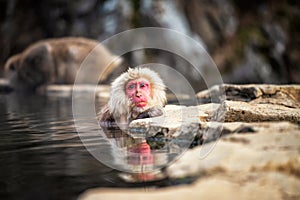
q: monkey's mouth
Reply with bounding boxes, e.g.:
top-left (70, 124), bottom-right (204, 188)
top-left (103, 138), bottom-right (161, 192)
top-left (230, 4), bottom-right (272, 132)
top-left (135, 101), bottom-right (148, 107)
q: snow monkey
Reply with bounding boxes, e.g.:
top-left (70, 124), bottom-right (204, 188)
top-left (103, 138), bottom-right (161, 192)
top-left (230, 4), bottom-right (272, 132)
top-left (98, 67), bottom-right (167, 129)
top-left (4, 37), bottom-right (123, 92)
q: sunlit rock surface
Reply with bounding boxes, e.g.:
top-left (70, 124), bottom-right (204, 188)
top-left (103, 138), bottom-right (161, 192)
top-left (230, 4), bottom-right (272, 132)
top-left (81, 122), bottom-right (300, 199)
top-left (197, 84), bottom-right (300, 106)
top-left (80, 84), bottom-right (300, 200)
top-left (0, 78), bottom-right (12, 93)
top-left (199, 84), bottom-right (300, 123)
top-left (223, 100), bottom-right (300, 123)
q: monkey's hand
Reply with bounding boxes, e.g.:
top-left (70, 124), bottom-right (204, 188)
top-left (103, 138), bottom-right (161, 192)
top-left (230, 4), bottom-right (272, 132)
top-left (136, 106), bottom-right (164, 119)
top-left (98, 104), bottom-right (128, 130)
top-left (99, 120), bottom-right (120, 130)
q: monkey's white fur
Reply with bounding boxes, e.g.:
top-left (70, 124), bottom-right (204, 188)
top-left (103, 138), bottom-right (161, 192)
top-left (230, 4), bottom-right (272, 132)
top-left (108, 67), bottom-right (166, 120)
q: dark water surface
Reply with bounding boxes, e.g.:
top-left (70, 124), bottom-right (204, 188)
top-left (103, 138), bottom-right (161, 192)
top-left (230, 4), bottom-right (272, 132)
top-left (0, 93), bottom-right (195, 200)
top-left (0, 94), bottom-right (137, 200)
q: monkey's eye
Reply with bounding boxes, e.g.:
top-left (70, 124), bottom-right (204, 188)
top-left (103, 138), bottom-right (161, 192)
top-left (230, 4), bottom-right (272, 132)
top-left (127, 84), bottom-right (135, 90)
top-left (140, 82), bottom-right (148, 88)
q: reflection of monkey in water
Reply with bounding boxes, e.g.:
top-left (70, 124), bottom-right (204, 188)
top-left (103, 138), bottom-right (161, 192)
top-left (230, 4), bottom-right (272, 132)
top-left (98, 67), bottom-right (167, 129)
top-left (4, 37), bottom-right (123, 92)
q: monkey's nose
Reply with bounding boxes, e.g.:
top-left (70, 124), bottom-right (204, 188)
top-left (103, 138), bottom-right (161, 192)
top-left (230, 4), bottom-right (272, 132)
top-left (136, 91), bottom-right (142, 97)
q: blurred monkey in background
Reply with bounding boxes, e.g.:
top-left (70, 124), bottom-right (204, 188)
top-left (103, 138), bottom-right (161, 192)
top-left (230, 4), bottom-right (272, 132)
top-left (4, 37), bottom-right (123, 92)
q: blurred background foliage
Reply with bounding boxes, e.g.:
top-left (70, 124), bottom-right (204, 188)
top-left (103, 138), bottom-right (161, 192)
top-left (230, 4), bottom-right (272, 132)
top-left (0, 0), bottom-right (299, 89)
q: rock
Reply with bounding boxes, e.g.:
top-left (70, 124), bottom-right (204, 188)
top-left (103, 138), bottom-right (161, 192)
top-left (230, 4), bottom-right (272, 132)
top-left (128, 106), bottom-right (258, 148)
top-left (184, 0), bottom-right (237, 52)
top-left (197, 84), bottom-right (300, 107)
top-left (166, 122), bottom-right (300, 178)
top-left (222, 100), bottom-right (300, 123)
top-left (128, 84), bottom-right (300, 146)
top-left (128, 104), bottom-right (212, 139)
top-left (80, 84), bottom-right (300, 200)
top-left (79, 172), bottom-right (299, 200)
top-left (79, 121), bottom-right (300, 200)
top-left (197, 84), bottom-right (300, 123)
top-left (0, 78), bottom-right (13, 93)
top-left (1, 1), bottom-right (299, 87)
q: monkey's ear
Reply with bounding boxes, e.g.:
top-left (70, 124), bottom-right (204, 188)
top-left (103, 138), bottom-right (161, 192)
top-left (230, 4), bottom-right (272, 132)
top-left (4, 55), bottom-right (20, 72)
top-left (23, 43), bottom-right (52, 65)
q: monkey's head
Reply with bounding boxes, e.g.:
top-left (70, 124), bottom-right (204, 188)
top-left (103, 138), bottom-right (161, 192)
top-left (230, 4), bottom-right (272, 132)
top-left (108, 67), bottom-right (167, 120)
top-left (4, 43), bottom-right (55, 92)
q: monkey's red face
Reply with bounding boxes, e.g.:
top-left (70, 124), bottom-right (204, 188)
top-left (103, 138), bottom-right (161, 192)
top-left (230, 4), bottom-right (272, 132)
top-left (126, 78), bottom-right (152, 108)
